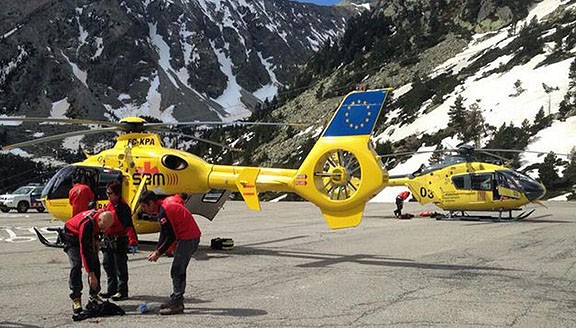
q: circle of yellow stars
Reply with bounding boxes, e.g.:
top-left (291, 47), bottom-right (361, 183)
top-left (344, 100), bottom-right (372, 129)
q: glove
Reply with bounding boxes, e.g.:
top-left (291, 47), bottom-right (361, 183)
top-left (128, 245), bottom-right (138, 254)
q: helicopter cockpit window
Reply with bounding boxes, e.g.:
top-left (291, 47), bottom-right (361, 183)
top-left (161, 155), bottom-right (188, 170)
top-left (96, 169), bottom-right (122, 200)
top-left (452, 175), bottom-right (472, 190)
top-left (470, 174), bottom-right (493, 191)
top-left (452, 173), bottom-right (492, 191)
top-left (42, 166), bottom-right (76, 200)
top-left (496, 171), bottom-right (525, 192)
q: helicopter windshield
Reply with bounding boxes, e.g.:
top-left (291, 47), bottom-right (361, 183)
top-left (496, 170), bottom-right (545, 201)
top-left (41, 166), bottom-right (122, 201)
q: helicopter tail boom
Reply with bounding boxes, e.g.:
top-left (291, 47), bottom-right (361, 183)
top-left (208, 89), bottom-right (391, 229)
top-left (387, 176), bottom-right (436, 205)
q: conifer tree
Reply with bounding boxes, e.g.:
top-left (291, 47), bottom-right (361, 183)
top-left (562, 147), bottom-right (576, 190)
top-left (448, 95), bottom-right (467, 139)
top-left (428, 145), bottom-right (445, 165)
top-left (531, 107), bottom-right (553, 135)
top-left (463, 102), bottom-right (486, 146)
top-left (569, 59), bottom-right (576, 90)
top-left (538, 152), bottom-right (561, 189)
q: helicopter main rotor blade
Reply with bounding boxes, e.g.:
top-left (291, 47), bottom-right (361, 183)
top-left (481, 148), bottom-right (572, 158)
top-left (378, 149), bottom-right (448, 158)
top-left (379, 147), bottom-right (573, 161)
top-left (0, 116), bottom-right (126, 128)
top-left (1, 127), bottom-right (120, 150)
top-left (476, 150), bottom-right (511, 162)
top-left (150, 129), bottom-right (242, 152)
top-left (145, 121), bottom-right (309, 128)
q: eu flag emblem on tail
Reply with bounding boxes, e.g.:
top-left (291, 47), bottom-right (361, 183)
top-left (322, 89), bottom-right (390, 137)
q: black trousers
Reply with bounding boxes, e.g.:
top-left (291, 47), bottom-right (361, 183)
top-left (67, 243), bottom-right (101, 300)
top-left (170, 238), bottom-right (200, 304)
top-left (102, 235), bottom-right (129, 295)
top-left (394, 197), bottom-right (404, 216)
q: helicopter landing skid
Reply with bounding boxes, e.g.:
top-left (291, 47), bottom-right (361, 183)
top-left (34, 227), bottom-right (66, 248)
top-left (434, 209), bottom-right (535, 222)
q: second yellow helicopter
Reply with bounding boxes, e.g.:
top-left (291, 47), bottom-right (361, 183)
top-left (384, 146), bottom-right (547, 220)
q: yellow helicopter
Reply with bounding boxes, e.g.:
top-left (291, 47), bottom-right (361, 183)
top-left (381, 145), bottom-right (551, 220)
top-left (0, 89), bottom-right (392, 233)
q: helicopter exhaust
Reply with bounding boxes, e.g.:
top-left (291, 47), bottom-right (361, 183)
top-left (206, 89), bottom-right (392, 228)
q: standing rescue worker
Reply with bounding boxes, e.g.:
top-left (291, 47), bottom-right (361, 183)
top-left (100, 180), bottom-right (138, 301)
top-left (69, 177), bottom-right (95, 216)
top-left (162, 193), bottom-right (188, 257)
top-left (139, 190), bottom-right (200, 315)
top-left (64, 210), bottom-right (114, 314)
top-left (394, 191), bottom-right (411, 218)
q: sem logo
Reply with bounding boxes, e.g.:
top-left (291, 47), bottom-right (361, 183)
top-left (132, 161), bottom-right (166, 186)
top-left (133, 172), bottom-right (166, 186)
top-left (128, 138), bottom-right (156, 146)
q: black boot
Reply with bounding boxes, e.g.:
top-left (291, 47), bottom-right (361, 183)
top-left (159, 302), bottom-right (184, 315)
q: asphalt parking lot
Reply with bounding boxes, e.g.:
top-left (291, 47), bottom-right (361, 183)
top-left (1, 201), bottom-right (576, 327)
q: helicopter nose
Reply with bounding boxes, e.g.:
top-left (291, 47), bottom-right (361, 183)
top-left (525, 181), bottom-right (546, 202)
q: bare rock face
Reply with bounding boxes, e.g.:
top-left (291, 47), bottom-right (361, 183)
top-left (0, 0), bottom-right (359, 122)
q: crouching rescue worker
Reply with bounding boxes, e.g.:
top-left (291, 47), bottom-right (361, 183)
top-left (100, 180), bottom-right (138, 301)
top-left (394, 191), bottom-right (411, 218)
top-left (63, 210), bottom-right (114, 314)
top-left (138, 190), bottom-right (201, 315)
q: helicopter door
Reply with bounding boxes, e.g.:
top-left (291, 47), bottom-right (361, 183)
top-left (94, 168), bottom-right (123, 209)
top-left (495, 172), bottom-right (521, 200)
top-left (185, 189), bottom-right (232, 221)
top-left (129, 176), bottom-right (148, 213)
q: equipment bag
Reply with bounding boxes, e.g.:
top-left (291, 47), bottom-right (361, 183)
top-left (210, 237), bottom-right (234, 250)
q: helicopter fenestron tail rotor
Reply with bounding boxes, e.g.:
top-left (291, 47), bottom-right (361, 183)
top-left (314, 149), bottom-right (361, 201)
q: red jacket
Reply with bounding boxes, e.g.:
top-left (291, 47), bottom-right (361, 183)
top-left (105, 200), bottom-right (138, 246)
top-left (65, 210), bottom-right (101, 273)
top-left (69, 183), bottom-right (94, 216)
top-left (155, 201), bottom-right (201, 254)
top-left (164, 194), bottom-right (185, 205)
top-left (397, 191), bottom-right (411, 201)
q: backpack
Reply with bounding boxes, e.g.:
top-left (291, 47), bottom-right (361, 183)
top-left (72, 300), bottom-right (125, 321)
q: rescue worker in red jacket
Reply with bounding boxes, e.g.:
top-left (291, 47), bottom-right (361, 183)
top-left (64, 210), bottom-right (114, 314)
top-left (69, 178), bottom-right (95, 216)
top-left (100, 180), bottom-right (138, 301)
top-left (164, 193), bottom-right (188, 206)
top-left (139, 190), bottom-right (200, 315)
top-left (162, 193), bottom-right (188, 257)
top-left (394, 191), bottom-right (411, 218)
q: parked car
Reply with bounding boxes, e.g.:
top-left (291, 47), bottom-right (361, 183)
top-left (0, 184), bottom-right (46, 213)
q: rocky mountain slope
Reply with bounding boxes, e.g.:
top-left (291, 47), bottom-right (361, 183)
top-left (0, 0), bottom-right (360, 125)
top-left (203, 0), bottom-right (576, 198)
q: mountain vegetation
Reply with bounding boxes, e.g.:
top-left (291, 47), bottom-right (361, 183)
top-left (1, 0), bottom-right (576, 200)
top-left (195, 0), bottom-right (576, 199)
